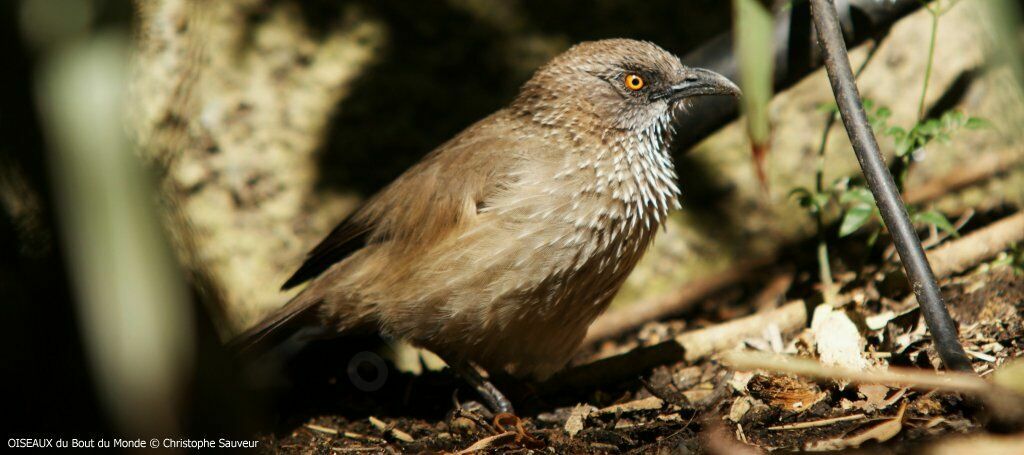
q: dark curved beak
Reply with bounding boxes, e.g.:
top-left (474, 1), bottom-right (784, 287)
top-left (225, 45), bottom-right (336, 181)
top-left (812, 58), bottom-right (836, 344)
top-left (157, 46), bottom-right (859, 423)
top-left (653, 67), bottom-right (741, 102)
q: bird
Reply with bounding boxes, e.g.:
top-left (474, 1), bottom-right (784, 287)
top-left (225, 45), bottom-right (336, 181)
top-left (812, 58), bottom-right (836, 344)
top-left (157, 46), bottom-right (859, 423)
top-left (231, 39), bottom-right (740, 414)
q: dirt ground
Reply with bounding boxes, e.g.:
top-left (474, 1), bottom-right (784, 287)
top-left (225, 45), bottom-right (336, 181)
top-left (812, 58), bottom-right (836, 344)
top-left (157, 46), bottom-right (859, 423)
top-left (250, 210), bottom-right (1024, 454)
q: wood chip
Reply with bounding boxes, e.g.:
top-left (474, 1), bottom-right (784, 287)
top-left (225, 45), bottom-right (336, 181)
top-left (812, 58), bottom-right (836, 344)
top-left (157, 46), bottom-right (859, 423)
top-left (856, 384), bottom-right (892, 411)
top-left (728, 396), bottom-right (753, 422)
top-left (367, 416), bottom-right (414, 443)
top-left (456, 431), bottom-right (516, 454)
top-left (388, 428), bottom-right (414, 443)
top-left (966, 349), bottom-right (997, 363)
top-left (305, 423), bottom-right (338, 435)
top-left (305, 423), bottom-right (385, 443)
top-left (767, 413), bottom-right (866, 431)
top-left (368, 416), bottom-right (387, 432)
top-left (564, 404), bottom-right (597, 437)
top-left (598, 396), bottom-right (664, 415)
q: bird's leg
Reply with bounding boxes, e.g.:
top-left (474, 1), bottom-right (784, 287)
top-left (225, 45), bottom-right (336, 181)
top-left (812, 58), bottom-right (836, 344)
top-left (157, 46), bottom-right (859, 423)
top-left (450, 361), bottom-right (515, 415)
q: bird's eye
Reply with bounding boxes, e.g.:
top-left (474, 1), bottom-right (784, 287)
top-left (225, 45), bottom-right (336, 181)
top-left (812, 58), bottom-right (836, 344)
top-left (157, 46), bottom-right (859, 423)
top-left (624, 73), bottom-right (645, 91)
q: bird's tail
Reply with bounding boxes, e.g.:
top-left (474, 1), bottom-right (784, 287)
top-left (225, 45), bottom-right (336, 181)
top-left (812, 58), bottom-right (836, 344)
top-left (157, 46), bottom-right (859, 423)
top-left (226, 290), bottom-right (324, 358)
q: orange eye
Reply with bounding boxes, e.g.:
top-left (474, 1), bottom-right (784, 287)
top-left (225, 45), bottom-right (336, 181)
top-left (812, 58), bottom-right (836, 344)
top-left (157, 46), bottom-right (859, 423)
top-left (625, 73), bottom-right (645, 91)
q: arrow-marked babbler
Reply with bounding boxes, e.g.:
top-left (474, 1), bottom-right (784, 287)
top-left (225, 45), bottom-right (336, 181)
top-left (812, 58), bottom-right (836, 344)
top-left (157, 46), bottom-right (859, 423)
top-left (232, 39), bottom-right (741, 414)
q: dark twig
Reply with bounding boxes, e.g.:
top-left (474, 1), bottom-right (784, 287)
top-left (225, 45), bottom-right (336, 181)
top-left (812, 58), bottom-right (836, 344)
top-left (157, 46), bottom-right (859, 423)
top-left (808, 0), bottom-right (971, 373)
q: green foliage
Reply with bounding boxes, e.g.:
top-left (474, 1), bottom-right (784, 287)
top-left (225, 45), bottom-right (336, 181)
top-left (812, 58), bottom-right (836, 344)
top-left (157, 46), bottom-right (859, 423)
top-left (837, 187), bottom-right (876, 237)
top-left (865, 102), bottom-right (989, 159)
top-left (794, 0), bottom-right (983, 303)
top-left (911, 208), bottom-right (959, 237)
top-left (793, 101), bottom-right (986, 240)
top-left (789, 187), bottom-right (830, 214)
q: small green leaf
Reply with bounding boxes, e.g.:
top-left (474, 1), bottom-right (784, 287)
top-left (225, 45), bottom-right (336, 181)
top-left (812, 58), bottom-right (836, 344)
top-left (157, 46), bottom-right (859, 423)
top-left (886, 126), bottom-right (907, 139)
top-left (839, 204), bottom-right (874, 237)
top-left (965, 117), bottom-right (991, 130)
top-left (840, 187), bottom-right (874, 206)
top-left (951, 110), bottom-right (966, 125)
top-left (790, 187), bottom-right (814, 210)
top-left (940, 110), bottom-right (964, 130)
top-left (812, 193), bottom-right (831, 212)
top-left (789, 187), bottom-right (830, 213)
top-left (915, 209), bottom-right (960, 237)
top-left (894, 134), bottom-right (914, 157)
top-left (867, 227), bottom-right (881, 248)
top-left (919, 119), bottom-right (940, 136)
top-left (817, 102), bottom-right (839, 114)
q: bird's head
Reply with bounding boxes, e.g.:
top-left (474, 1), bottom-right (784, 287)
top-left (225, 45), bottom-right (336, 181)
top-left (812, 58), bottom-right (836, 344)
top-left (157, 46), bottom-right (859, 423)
top-left (512, 39), bottom-right (740, 133)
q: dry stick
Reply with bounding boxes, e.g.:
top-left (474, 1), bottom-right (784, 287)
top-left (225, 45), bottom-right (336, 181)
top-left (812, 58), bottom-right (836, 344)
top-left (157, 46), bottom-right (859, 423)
top-left (881, 211), bottom-right (1023, 288)
top-left (721, 351), bottom-right (1024, 425)
top-left (750, 270), bottom-right (795, 312)
top-left (808, 0), bottom-right (971, 373)
top-left (926, 211), bottom-right (1024, 278)
top-left (688, 211), bottom-right (1024, 361)
top-left (675, 299), bottom-right (808, 363)
top-left (552, 211), bottom-right (1024, 395)
top-left (767, 413), bottom-right (866, 431)
top-left (724, 351), bottom-right (989, 394)
top-left (584, 257), bottom-right (774, 344)
top-left (882, 208), bottom-right (974, 263)
top-left (903, 153), bottom-right (1023, 206)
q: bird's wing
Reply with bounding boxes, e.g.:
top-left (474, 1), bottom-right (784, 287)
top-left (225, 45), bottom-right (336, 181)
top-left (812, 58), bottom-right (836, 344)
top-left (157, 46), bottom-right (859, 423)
top-left (281, 112), bottom-right (522, 290)
top-left (280, 214), bottom-right (372, 290)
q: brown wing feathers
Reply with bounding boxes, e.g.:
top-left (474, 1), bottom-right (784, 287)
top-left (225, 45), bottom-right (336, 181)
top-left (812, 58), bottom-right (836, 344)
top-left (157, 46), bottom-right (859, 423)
top-left (233, 115), bottom-right (513, 355)
top-left (280, 214), bottom-right (372, 290)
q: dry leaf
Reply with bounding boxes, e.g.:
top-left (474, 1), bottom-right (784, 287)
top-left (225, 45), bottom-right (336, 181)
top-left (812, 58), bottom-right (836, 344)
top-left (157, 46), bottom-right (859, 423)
top-left (747, 374), bottom-right (827, 411)
top-left (728, 396), bottom-right (754, 422)
top-left (853, 384), bottom-right (892, 412)
top-left (805, 402), bottom-right (906, 451)
top-left (564, 404), bottom-right (597, 437)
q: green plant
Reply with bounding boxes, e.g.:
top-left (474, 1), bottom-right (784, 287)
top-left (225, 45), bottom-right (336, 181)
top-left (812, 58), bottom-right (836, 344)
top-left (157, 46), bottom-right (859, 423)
top-left (793, 103), bottom-right (984, 240)
top-left (865, 100), bottom-right (989, 191)
top-left (790, 0), bottom-right (988, 303)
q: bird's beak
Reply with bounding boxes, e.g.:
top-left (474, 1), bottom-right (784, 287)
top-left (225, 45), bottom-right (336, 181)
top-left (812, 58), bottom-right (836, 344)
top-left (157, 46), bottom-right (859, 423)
top-left (655, 67), bottom-right (741, 102)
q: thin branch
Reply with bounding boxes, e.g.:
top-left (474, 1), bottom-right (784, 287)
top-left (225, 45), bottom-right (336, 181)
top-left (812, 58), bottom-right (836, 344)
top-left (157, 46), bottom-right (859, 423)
top-left (721, 351), bottom-right (1024, 426)
top-left (583, 257), bottom-right (775, 344)
top-left (808, 0), bottom-right (971, 373)
top-left (925, 211), bottom-right (1024, 279)
top-left (903, 152), bottom-right (1023, 205)
top-left (815, 40), bottom-right (883, 306)
top-left (917, 8), bottom-right (940, 120)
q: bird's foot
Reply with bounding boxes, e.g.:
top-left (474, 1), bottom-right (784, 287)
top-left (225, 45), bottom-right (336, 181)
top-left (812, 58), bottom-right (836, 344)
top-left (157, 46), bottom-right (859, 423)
top-left (450, 361), bottom-right (515, 416)
top-left (453, 399), bottom-right (493, 419)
